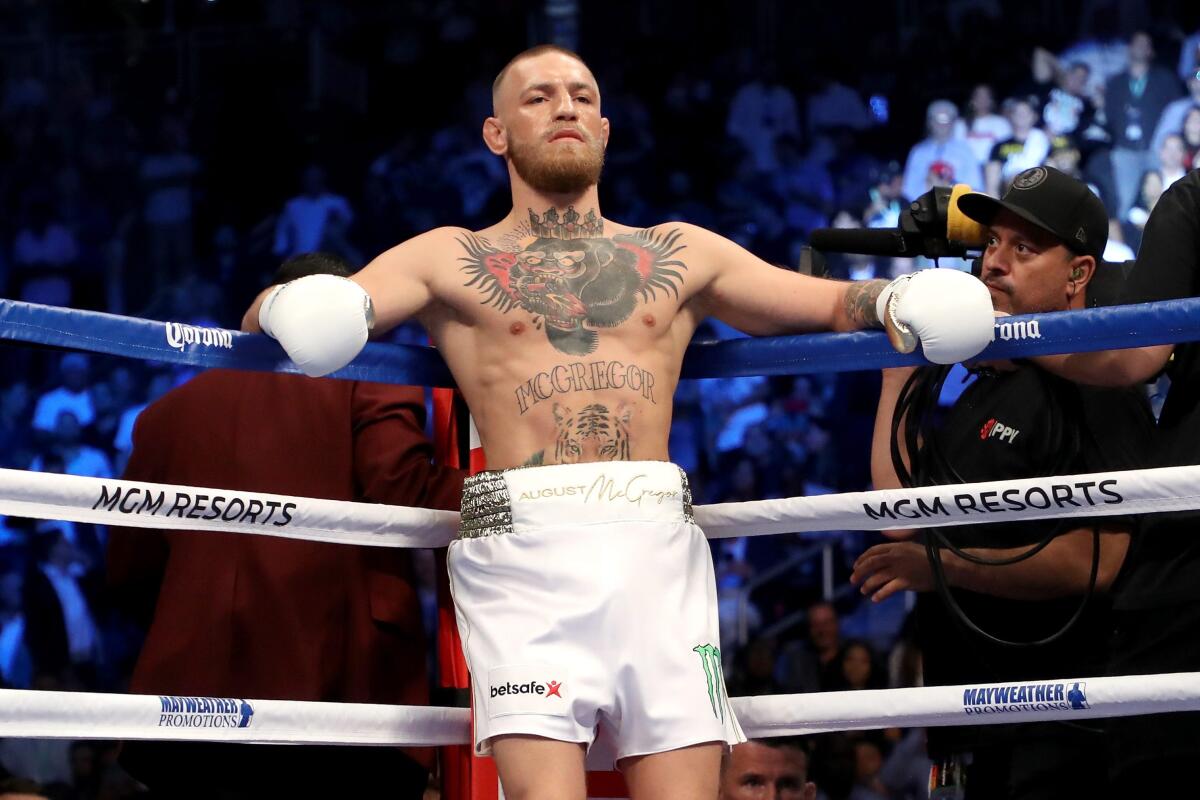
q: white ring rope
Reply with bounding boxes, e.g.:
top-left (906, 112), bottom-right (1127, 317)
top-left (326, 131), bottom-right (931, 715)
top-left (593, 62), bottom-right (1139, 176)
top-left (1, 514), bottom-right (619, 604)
top-left (2, 672), bottom-right (1198, 744)
top-left (0, 689), bottom-right (468, 746)
top-left (0, 468), bottom-right (458, 548)
top-left (0, 463), bottom-right (1196, 547)
top-left (4, 466), bottom-right (1196, 745)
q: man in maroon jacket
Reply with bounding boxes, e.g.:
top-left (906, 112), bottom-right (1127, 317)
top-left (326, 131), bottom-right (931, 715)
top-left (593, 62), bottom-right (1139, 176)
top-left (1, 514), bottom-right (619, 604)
top-left (107, 253), bottom-right (464, 799)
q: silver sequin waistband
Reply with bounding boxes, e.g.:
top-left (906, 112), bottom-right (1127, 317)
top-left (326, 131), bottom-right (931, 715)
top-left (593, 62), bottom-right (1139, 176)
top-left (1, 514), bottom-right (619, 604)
top-left (458, 463), bottom-right (694, 539)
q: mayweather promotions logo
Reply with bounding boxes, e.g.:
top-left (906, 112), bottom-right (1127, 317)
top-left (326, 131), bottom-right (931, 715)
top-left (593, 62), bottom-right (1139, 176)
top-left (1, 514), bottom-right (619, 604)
top-left (962, 681), bottom-right (1088, 715)
top-left (158, 696), bottom-right (254, 729)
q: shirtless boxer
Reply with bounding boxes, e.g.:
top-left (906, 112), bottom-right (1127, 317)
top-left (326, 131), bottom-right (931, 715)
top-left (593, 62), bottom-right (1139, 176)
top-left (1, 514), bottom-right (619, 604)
top-left (245, 45), bottom-right (994, 800)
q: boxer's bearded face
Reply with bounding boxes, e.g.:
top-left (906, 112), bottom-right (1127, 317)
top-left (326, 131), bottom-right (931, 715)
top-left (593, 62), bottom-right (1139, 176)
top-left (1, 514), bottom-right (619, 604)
top-left (507, 124), bottom-right (605, 194)
top-left (491, 52), bottom-right (608, 194)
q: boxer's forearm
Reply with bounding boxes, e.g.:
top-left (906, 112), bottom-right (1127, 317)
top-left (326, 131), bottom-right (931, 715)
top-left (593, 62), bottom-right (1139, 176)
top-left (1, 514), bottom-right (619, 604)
top-left (241, 288), bottom-right (271, 333)
top-left (837, 279), bottom-right (887, 330)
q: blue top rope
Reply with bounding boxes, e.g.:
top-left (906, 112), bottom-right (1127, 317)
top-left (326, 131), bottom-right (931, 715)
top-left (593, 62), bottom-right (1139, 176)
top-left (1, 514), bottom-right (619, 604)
top-left (2, 297), bottom-right (1199, 384)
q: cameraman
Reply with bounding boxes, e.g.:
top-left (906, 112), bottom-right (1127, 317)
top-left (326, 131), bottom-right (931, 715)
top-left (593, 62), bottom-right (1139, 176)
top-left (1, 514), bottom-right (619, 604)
top-left (851, 167), bottom-right (1154, 799)
top-left (1038, 167), bottom-right (1200, 792)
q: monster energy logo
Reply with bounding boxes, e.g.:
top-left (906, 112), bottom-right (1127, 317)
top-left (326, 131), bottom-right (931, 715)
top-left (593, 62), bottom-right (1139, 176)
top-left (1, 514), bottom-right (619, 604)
top-left (693, 643), bottom-right (728, 722)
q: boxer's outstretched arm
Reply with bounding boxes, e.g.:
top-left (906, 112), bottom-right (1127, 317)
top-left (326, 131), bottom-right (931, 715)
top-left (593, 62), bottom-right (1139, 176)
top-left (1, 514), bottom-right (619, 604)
top-left (684, 223), bottom-right (885, 334)
top-left (688, 224), bottom-right (994, 363)
top-left (242, 227), bottom-right (456, 334)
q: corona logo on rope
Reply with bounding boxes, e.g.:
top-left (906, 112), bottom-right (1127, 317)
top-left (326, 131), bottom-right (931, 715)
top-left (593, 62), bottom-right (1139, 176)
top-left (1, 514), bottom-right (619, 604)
top-left (961, 681), bottom-right (1088, 716)
top-left (164, 321), bottom-right (234, 352)
top-left (992, 319), bottom-right (1042, 342)
top-left (157, 696), bottom-right (254, 729)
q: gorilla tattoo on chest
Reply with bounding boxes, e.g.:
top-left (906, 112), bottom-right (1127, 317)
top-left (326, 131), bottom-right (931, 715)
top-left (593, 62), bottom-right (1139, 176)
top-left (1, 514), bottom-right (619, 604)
top-left (458, 207), bottom-right (687, 355)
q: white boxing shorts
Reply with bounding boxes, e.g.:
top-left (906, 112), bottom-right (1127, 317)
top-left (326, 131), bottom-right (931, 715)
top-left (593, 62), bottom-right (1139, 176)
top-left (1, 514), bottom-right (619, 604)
top-left (447, 460), bottom-right (744, 762)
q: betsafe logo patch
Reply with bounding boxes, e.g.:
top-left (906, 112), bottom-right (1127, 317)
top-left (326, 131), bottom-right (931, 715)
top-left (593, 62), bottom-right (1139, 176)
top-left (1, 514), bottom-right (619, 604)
top-left (489, 679), bottom-right (564, 699)
top-left (486, 664), bottom-right (570, 719)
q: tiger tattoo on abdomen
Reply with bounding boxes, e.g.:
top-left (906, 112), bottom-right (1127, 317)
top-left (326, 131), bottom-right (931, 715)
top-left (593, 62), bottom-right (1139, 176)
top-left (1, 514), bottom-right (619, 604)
top-left (551, 402), bottom-right (632, 463)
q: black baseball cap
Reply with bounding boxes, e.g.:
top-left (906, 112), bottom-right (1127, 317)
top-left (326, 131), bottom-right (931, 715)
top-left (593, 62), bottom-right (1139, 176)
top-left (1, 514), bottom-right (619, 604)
top-left (956, 166), bottom-right (1108, 259)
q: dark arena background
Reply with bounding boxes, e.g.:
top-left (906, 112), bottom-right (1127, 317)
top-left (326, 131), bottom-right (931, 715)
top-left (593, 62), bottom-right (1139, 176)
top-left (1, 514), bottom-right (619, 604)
top-left (0, 1), bottom-right (1198, 798)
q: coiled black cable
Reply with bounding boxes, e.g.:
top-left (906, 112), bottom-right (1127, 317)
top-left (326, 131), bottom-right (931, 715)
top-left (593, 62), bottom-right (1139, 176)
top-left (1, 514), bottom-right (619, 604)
top-left (890, 363), bottom-right (1102, 648)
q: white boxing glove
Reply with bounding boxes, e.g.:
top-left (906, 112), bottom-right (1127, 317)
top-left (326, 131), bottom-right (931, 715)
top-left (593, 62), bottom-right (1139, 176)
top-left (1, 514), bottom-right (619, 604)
top-left (875, 269), bottom-right (994, 364)
top-left (258, 274), bottom-right (373, 377)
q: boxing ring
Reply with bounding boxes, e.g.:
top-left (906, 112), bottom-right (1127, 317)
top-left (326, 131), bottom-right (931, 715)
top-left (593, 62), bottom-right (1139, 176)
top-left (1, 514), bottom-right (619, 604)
top-left (2, 296), bottom-right (1200, 797)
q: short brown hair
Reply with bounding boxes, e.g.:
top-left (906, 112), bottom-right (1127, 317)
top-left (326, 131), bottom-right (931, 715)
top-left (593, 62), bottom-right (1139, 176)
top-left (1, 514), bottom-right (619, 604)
top-left (492, 44), bottom-right (590, 101)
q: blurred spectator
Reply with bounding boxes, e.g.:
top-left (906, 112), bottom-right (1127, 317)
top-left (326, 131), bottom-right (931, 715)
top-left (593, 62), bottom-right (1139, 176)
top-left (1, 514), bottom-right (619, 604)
top-left (955, 84), bottom-right (1012, 165)
top-left (886, 613), bottom-right (922, 689)
top-left (139, 118), bottom-right (200, 289)
top-left (23, 529), bottom-right (100, 682)
top-left (1176, 31), bottom-right (1200, 83)
top-left (719, 739), bottom-right (816, 800)
top-left (1150, 72), bottom-right (1200, 155)
top-left (272, 164), bottom-right (359, 263)
top-left (717, 557), bottom-right (761, 655)
top-left (807, 76), bottom-right (874, 138)
top-left (63, 740), bottom-right (102, 800)
top-left (1105, 31), bottom-right (1181, 215)
top-left (776, 601), bottom-right (841, 693)
top-left (878, 728), bottom-right (932, 800)
top-left (1124, 168), bottom-right (1163, 249)
top-left (924, 160), bottom-right (956, 191)
top-left (726, 57), bottom-right (799, 171)
top-left (902, 100), bottom-right (982, 202)
top-left (1156, 133), bottom-right (1188, 190)
top-left (848, 739), bottom-right (890, 800)
top-left (713, 382), bottom-right (770, 456)
top-left (0, 568), bottom-right (31, 688)
top-left (1056, 25), bottom-right (1129, 95)
top-left (88, 366), bottom-right (136, 450)
top-left (1041, 62), bottom-right (1098, 139)
top-left (12, 195), bottom-right (79, 307)
top-left (985, 96), bottom-right (1051, 197)
top-left (0, 382), bottom-right (34, 470)
top-left (111, 371), bottom-right (175, 475)
top-left (30, 354), bottom-right (94, 435)
top-left (862, 162), bottom-right (905, 230)
top-left (29, 411), bottom-right (113, 479)
top-left (726, 635), bottom-right (784, 696)
top-left (770, 137), bottom-right (833, 237)
top-left (1044, 134), bottom-right (1084, 180)
top-left (829, 639), bottom-right (884, 692)
top-left (1180, 106), bottom-right (1200, 168)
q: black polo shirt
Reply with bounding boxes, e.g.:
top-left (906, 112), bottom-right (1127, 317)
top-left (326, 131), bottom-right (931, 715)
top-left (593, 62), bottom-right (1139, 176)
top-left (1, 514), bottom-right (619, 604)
top-left (915, 365), bottom-right (1153, 756)
top-left (1113, 168), bottom-right (1200, 610)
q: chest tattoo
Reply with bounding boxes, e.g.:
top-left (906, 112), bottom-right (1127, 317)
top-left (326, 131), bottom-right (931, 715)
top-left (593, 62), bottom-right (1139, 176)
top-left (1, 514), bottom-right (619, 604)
top-left (458, 207), bottom-right (687, 355)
